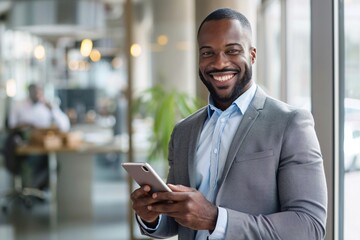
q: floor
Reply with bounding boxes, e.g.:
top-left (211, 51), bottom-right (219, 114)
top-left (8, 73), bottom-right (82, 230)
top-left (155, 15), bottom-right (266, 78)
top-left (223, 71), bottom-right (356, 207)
top-left (0, 155), bottom-right (144, 240)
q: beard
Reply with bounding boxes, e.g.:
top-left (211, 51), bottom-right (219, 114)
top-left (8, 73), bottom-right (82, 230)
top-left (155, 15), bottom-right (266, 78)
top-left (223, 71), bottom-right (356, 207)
top-left (199, 65), bottom-right (253, 105)
top-left (30, 97), bottom-right (39, 103)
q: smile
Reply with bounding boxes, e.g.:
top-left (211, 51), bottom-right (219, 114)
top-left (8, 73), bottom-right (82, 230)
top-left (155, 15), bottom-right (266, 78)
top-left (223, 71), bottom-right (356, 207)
top-left (211, 73), bottom-right (236, 82)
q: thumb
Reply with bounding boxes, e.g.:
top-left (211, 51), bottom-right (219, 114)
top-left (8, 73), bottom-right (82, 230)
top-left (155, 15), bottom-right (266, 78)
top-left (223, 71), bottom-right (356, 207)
top-left (168, 184), bottom-right (192, 192)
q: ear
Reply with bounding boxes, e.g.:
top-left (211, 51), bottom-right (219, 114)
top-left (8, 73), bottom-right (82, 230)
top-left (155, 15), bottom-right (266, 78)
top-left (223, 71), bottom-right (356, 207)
top-left (250, 47), bottom-right (257, 64)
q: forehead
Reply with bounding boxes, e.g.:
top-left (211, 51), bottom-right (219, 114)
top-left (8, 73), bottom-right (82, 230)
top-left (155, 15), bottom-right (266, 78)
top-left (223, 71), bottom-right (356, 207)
top-left (198, 19), bottom-right (249, 47)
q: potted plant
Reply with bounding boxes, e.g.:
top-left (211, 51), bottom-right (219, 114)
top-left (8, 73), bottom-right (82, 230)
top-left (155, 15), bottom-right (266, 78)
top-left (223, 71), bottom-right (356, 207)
top-left (133, 84), bottom-right (204, 163)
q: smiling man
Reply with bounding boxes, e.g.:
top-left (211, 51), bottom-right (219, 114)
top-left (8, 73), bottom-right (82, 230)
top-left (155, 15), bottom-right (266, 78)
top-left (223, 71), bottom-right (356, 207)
top-left (130, 8), bottom-right (327, 240)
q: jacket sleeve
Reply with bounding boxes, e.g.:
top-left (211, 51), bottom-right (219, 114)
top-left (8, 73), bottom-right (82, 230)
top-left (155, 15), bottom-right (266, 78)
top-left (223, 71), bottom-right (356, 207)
top-left (137, 214), bottom-right (178, 239)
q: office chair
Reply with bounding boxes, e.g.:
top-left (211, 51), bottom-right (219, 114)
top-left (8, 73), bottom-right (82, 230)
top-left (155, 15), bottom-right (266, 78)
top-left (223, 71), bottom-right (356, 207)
top-left (0, 128), bottom-right (46, 213)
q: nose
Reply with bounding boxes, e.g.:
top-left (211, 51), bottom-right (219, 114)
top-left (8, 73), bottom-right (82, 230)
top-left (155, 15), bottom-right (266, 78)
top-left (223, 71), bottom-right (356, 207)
top-left (212, 52), bottom-right (229, 69)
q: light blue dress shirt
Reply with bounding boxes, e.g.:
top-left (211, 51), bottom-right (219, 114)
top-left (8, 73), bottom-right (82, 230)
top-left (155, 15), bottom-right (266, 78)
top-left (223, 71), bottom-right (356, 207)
top-left (195, 84), bottom-right (256, 239)
top-left (138, 84), bottom-right (257, 239)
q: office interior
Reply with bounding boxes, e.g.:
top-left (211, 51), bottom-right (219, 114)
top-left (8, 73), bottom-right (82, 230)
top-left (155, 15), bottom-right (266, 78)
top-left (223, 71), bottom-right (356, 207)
top-left (0, 0), bottom-right (358, 240)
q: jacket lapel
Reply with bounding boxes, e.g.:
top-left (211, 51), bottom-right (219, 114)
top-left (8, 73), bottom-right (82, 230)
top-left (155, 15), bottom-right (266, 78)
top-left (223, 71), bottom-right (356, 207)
top-left (217, 87), bottom-right (267, 194)
top-left (187, 108), bottom-right (208, 188)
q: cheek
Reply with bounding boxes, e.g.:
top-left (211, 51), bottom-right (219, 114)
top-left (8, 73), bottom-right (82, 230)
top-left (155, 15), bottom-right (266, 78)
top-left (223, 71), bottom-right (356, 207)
top-left (198, 59), bottom-right (207, 69)
top-left (238, 58), bottom-right (251, 70)
top-left (198, 63), bottom-right (208, 75)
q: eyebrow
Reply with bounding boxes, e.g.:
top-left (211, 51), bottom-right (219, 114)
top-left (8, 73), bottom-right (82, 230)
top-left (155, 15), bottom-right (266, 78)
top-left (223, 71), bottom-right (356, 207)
top-left (226, 43), bottom-right (243, 48)
top-left (199, 43), bottom-right (243, 51)
top-left (199, 46), bottom-right (211, 51)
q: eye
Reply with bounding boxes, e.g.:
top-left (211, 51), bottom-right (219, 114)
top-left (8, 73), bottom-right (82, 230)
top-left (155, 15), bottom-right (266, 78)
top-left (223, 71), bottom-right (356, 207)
top-left (226, 49), bottom-right (241, 55)
top-left (200, 51), bottom-right (214, 58)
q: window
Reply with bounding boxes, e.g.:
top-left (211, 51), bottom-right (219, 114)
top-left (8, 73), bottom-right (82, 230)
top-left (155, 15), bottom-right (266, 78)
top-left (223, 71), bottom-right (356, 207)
top-left (258, 0), bottom-right (311, 110)
top-left (343, 0), bottom-right (360, 239)
top-left (286, 0), bottom-right (311, 110)
top-left (258, 0), bottom-right (281, 98)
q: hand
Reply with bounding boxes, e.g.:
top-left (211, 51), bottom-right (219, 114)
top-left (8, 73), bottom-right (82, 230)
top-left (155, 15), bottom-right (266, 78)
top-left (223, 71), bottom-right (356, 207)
top-left (43, 100), bottom-right (53, 110)
top-left (148, 184), bottom-right (218, 231)
top-left (130, 185), bottom-right (162, 227)
top-left (39, 96), bottom-right (53, 110)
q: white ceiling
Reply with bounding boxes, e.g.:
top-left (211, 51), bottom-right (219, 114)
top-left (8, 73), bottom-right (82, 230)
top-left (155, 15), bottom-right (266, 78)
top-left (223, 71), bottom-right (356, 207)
top-left (5, 0), bottom-right (126, 48)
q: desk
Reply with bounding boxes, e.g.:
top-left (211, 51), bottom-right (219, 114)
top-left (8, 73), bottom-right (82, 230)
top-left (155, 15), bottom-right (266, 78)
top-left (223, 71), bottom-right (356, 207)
top-left (16, 142), bottom-right (125, 227)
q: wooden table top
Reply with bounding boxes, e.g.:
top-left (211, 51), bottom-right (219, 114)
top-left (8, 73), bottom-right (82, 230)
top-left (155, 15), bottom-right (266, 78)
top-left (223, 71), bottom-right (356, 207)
top-left (16, 142), bottom-right (126, 155)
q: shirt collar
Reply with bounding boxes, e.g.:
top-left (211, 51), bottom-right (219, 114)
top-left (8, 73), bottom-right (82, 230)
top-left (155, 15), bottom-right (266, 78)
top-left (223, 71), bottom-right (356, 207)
top-left (207, 83), bottom-right (257, 118)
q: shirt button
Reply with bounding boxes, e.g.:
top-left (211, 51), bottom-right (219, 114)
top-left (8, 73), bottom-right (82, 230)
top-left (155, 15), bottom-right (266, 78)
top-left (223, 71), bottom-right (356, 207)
top-left (214, 148), bottom-right (218, 154)
top-left (220, 118), bottom-right (225, 123)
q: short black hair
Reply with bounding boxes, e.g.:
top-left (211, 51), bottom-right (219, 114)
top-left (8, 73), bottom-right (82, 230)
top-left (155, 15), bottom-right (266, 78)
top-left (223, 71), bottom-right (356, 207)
top-left (197, 8), bottom-right (252, 37)
top-left (28, 83), bottom-right (37, 91)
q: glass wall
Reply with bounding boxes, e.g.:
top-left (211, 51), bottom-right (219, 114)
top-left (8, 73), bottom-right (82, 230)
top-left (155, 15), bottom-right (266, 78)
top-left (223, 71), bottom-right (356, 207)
top-left (286, 0), bottom-right (311, 110)
top-left (1, 30), bottom-right (54, 100)
top-left (343, 0), bottom-right (360, 239)
top-left (258, 0), bottom-right (311, 110)
top-left (258, 0), bottom-right (281, 98)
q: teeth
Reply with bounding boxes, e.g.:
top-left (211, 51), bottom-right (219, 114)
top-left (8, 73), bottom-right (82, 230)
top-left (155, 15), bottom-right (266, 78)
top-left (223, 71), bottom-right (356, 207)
top-left (213, 74), bottom-right (234, 82)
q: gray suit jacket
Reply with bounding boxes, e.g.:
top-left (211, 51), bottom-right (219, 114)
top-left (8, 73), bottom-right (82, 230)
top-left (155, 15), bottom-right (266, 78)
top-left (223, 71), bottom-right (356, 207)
top-left (140, 87), bottom-right (327, 240)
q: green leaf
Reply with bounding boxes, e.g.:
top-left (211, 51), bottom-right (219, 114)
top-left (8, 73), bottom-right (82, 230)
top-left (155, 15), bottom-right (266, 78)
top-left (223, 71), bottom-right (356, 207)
top-left (132, 85), bottom-right (203, 162)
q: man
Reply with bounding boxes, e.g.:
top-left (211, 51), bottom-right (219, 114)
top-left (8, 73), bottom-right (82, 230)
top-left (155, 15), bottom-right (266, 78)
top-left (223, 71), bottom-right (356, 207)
top-left (131, 8), bottom-right (327, 240)
top-left (9, 83), bottom-right (70, 132)
top-left (8, 83), bottom-right (70, 189)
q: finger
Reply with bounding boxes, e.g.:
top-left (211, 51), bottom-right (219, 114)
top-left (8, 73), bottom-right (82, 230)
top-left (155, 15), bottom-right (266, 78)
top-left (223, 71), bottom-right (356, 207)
top-left (168, 184), bottom-right (193, 192)
top-left (135, 204), bottom-right (161, 223)
top-left (130, 185), bottom-right (151, 201)
top-left (152, 189), bottom-right (194, 202)
top-left (147, 201), bottom-right (180, 215)
top-left (143, 185), bottom-right (151, 193)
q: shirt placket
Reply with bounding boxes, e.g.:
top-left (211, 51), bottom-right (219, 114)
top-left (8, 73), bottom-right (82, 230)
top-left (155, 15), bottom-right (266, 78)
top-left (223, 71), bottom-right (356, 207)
top-left (208, 110), bottom-right (230, 202)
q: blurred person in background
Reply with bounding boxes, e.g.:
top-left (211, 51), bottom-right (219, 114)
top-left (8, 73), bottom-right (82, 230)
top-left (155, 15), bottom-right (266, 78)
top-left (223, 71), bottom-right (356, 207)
top-left (7, 83), bottom-right (70, 190)
top-left (9, 83), bottom-right (70, 132)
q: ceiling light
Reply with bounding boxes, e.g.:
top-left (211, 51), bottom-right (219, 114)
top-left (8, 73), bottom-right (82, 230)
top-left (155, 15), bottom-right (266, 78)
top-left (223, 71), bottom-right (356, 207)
top-left (157, 35), bottom-right (168, 46)
top-left (130, 43), bottom-right (142, 57)
top-left (80, 39), bottom-right (93, 57)
top-left (6, 79), bottom-right (16, 97)
top-left (34, 44), bottom-right (46, 60)
top-left (90, 49), bottom-right (101, 62)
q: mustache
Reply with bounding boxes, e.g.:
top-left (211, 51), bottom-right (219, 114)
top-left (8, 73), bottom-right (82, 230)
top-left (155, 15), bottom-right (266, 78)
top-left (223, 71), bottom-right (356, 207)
top-left (206, 68), bottom-right (240, 75)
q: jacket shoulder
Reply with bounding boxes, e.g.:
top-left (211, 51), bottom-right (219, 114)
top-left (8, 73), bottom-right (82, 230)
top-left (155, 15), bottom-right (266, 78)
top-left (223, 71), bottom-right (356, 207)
top-left (175, 106), bottom-right (207, 127)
